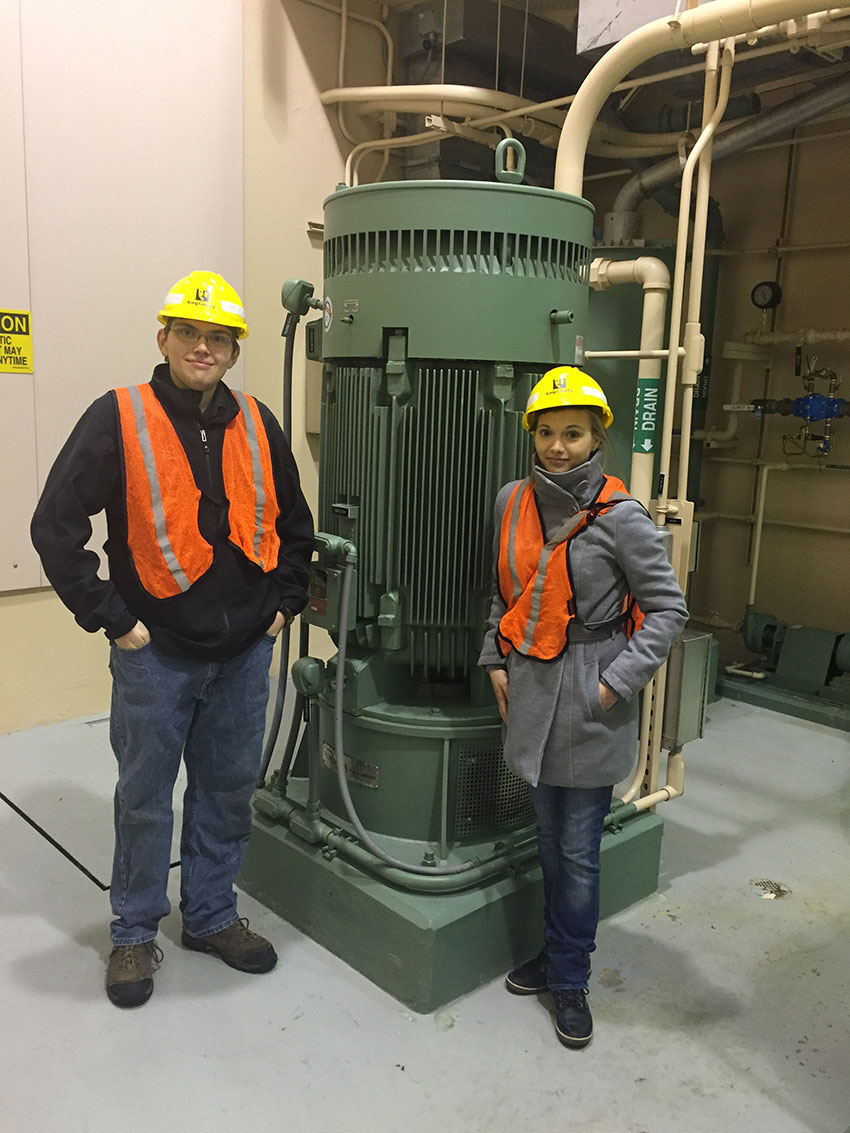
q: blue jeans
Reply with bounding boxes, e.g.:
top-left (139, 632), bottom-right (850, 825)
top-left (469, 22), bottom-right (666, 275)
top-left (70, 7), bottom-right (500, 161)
top-left (529, 781), bottom-right (614, 990)
top-left (108, 635), bottom-right (274, 945)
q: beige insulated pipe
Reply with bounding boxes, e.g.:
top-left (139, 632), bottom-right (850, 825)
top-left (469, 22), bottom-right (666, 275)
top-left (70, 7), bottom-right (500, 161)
top-left (654, 45), bottom-right (734, 524)
top-left (553, 0), bottom-right (850, 196)
top-left (676, 41), bottom-right (733, 503)
top-left (588, 256), bottom-right (671, 508)
top-left (749, 462), bottom-right (790, 606)
top-left (586, 255), bottom-right (672, 808)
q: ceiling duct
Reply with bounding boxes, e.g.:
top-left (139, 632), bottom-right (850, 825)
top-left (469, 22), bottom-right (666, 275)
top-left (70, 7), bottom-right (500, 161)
top-left (397, 0), bottom-right (590, 184)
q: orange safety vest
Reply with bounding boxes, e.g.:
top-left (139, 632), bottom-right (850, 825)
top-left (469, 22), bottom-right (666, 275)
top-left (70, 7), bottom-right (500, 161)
top-left (114, 384), bottom-right (280, 599)
top-left (497, 474), bottom-right (643, 660)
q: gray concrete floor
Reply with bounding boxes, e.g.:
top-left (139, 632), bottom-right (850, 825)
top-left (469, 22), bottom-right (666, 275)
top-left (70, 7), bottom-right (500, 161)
top-left (1, 697), bottom-right (847, 1132)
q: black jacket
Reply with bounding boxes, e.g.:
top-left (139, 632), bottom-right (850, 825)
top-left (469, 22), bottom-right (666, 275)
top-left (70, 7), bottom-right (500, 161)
top-left (31, 364), bottom-right (314, 661)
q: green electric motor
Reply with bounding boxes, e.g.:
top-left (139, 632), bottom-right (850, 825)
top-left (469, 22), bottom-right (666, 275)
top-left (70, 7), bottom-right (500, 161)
top-left (290, 159), bottom-right (596, 867)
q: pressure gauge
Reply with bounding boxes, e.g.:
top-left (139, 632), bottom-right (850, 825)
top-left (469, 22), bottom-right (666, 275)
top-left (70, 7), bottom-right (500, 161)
top-left (751, 280), bottom-right (783, 310)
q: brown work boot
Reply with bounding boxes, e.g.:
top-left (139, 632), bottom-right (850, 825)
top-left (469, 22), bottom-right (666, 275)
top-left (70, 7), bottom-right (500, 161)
top-left (181, 917), bottom-right (277, 973)
top-left (106, 941), bottom-right (163, 1008)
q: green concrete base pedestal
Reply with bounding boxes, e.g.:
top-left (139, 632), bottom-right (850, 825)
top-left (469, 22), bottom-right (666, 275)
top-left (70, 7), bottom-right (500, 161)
top-left (239, 808), bottom-right (664, 1014)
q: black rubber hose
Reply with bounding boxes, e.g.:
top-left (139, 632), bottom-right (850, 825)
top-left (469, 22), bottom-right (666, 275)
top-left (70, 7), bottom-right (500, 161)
top-left (275, 619), bottom-right (311, 789)
top-left (258, 625), bottom-right (292, 786)
top-left (257, 316), bottom-right (299, 787)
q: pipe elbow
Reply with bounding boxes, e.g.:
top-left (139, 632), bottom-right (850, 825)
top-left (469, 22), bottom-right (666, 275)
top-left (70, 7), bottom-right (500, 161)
top-left (590, 255), bottom-right (670, 291)
top-left (632, 256), bottom-right (671, 290)
top-left (666, 751), bottom-right (685, 797)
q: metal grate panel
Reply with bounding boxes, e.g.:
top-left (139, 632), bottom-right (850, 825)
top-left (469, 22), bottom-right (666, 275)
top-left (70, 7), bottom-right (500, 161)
top-left (453, 744), bottom-right (534, 839)
top-left (321, 362), bottom-right (536, 676)
top-left (325, 228), bottom-right (591, 284)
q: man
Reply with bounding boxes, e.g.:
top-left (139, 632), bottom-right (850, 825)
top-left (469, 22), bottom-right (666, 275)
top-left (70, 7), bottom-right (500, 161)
top-left (31, 271), bottom-right (313, 1008)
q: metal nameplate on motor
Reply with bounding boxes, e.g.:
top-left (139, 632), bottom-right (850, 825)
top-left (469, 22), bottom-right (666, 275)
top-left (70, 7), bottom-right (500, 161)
top-left (306, 566), bottom-right (357, 631)
top-left (308, 569), bottom-right (329, 617)
top-left (322, 742), bottom-right (379, 789)
top-left (331, 502), bottom-right (359, 519)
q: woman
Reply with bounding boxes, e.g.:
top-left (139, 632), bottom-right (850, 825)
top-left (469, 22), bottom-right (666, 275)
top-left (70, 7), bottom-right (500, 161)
top-left (479, 365), bottom-right (688, 1049)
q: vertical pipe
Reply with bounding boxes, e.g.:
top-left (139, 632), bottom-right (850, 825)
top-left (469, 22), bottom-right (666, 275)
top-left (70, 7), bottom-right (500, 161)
top-left (656, 44), bottom-right (733, 522)
top-left (631, 282), bottom-right (670, 507)
top-left (678, 41), bottom-right (735, 502)
top-left (620, 679), bottom-right (655, 804)
top-left (748, 462), bottom-right (789, 605)
top-left (588, 255), bottom-right (671, 508)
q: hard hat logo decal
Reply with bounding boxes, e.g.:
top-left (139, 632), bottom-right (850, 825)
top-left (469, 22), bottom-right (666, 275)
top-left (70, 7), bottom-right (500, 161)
top-left (195, 288), bottom-right (210, 303)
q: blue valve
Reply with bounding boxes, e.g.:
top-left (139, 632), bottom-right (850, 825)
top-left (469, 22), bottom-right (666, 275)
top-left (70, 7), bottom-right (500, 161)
top-left (791, 393), bottom-right (845, 421)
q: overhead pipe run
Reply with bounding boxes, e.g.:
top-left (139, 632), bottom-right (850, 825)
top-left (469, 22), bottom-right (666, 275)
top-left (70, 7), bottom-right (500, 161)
top-left (320, 6), bottom-right (850, 186)
top-left (321, 84), bottom-right (743, 166)
top-left (554, 2), bottom-right (850, 197)
top-left (606, 70), bottom-right (850, 242)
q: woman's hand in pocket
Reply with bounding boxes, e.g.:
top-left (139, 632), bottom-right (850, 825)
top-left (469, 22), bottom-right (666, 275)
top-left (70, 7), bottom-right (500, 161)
top-left (489, 668), bottom-right (510, 724)
top-left (598, 681), bottom-right (618, 711)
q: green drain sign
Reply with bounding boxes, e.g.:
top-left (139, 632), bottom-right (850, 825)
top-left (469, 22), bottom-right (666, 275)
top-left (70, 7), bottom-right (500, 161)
top-left (633, 379), bottom-right (659, 453)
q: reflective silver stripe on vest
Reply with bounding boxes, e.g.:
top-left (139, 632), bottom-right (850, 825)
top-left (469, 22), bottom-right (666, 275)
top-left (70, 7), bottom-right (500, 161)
top-left (127, 386), bottom-right (191, 592)
top-left (520, 509), bottom-right (586, 654)
top-left (230, 389), bottom-right (267, 567)
top-left (506, 480), bottom-right (528, 602)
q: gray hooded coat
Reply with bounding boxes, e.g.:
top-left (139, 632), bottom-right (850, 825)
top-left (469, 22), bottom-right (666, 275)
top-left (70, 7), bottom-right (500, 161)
top-left (478, 451), bottom-right (688, 789)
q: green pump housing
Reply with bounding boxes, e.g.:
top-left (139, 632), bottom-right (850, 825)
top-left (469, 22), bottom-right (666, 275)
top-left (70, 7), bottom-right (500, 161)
top-left (241, 158), bottom-right (669, 1011)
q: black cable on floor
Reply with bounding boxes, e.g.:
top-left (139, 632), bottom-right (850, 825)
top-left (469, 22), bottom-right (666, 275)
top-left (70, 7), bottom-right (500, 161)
top-left (1, 789), bottom-right (111, 890)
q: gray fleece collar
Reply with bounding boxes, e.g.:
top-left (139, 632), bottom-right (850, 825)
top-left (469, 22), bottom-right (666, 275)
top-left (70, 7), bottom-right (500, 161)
top-left (533, 449), bottom-right (605, 513)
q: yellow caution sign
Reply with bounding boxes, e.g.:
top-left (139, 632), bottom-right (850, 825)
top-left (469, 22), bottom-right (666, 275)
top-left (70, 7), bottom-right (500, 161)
top-left (0, 309), bottom-right (34, 374)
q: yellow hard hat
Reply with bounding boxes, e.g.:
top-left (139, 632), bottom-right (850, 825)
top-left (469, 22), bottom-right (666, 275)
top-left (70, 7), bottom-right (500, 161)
top-left (522, 366), bottom-right (613, 431)
top-left (157, 271), bottom-right (249, 339)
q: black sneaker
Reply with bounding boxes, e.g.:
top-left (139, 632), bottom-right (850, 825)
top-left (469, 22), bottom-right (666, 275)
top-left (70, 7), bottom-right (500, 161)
top-left (552, 988), bottom-right (593, 1048)
top-left (181, 917), bottom-right (277, 974)
top-left (505, 950), bottom-right (549, 995)
top-left (106, 941), bottom-right (163, 1008)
